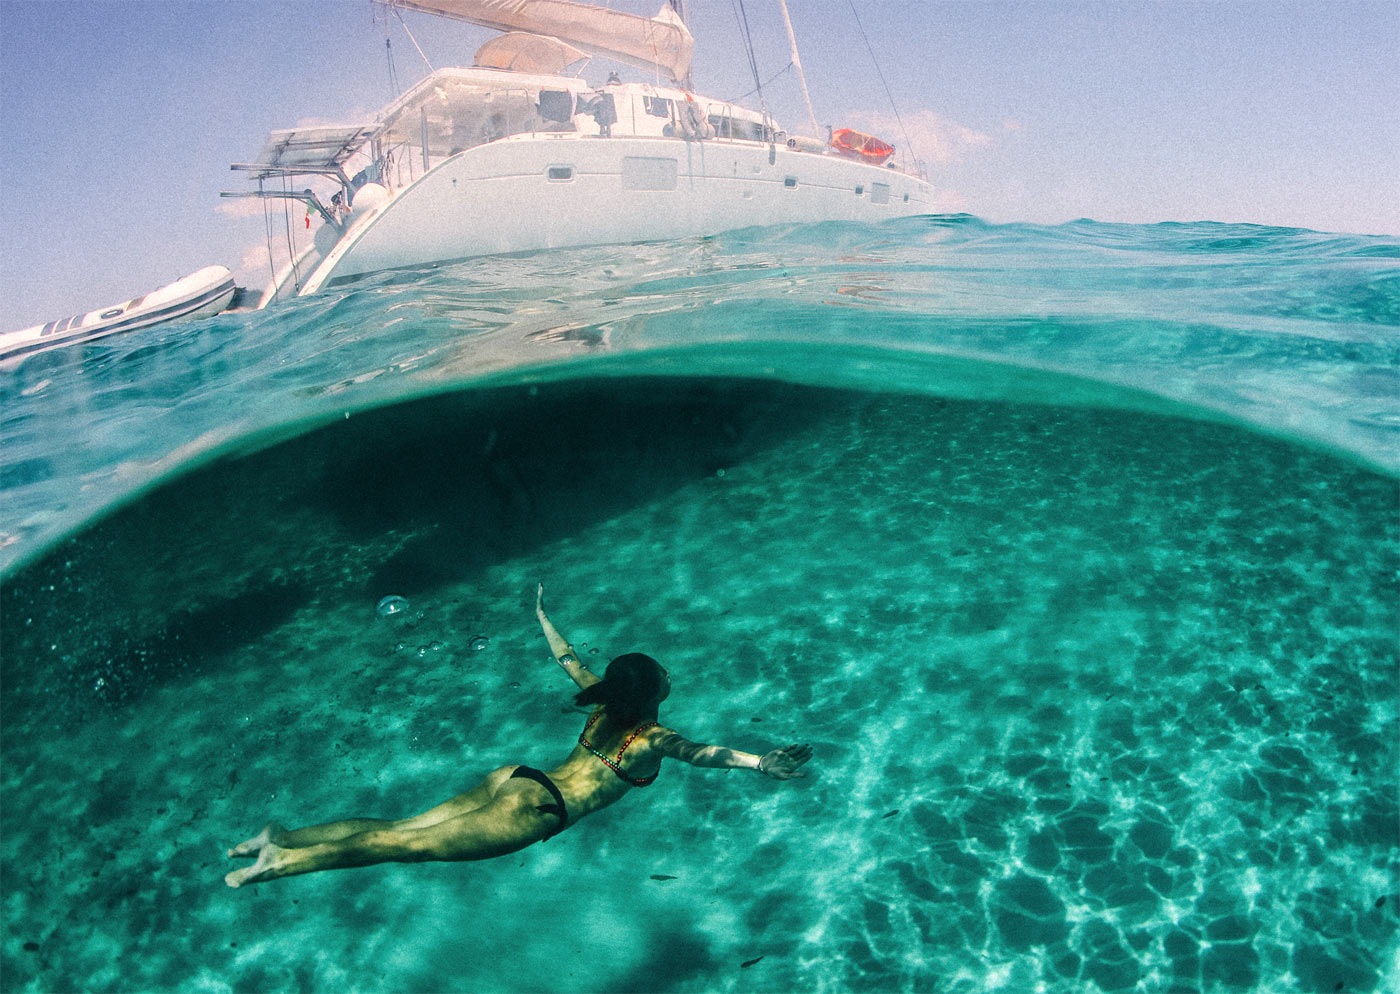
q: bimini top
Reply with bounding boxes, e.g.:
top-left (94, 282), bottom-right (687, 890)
top-left (474, 31), bottom-right (590, 75)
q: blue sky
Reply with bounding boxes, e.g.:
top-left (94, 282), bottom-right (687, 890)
top-left (1, 0), bottom-right (1396, 330)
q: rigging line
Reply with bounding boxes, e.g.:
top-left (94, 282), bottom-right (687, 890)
top-left (383, 15), bottom-right (401, 97)
top-left (372, 2), bottom-right (401, 98)
top-left (845, 0), bottom-right (922, 177)
top-left (261, 178), bottom-right (277, 288)
top-left (386, 37), bottom-right (401, 97)
top-left (281, 173), bottom-right (302, 292)
top-left (393, 5), bottom-right (435, 73)
top-left (724, 60), bottom-right (793, 104)
top-left (730, 0), bottom-right (770, 135)
top-left (731, 0), bottom-right (763, 102)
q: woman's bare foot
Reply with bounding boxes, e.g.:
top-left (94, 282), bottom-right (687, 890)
top-left (225, 842), bottom-right (287, 888)
top-left (227, 822), bottom-right (286, 859)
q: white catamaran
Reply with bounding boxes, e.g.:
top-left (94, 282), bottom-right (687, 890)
top-left (225, 0), bottom-right (933, 309)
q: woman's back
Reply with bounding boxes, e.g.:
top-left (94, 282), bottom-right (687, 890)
top-left (546, 708), bottom-right (666, 819)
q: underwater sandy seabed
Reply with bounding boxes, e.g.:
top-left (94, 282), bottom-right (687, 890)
top-left (2, 381), bottom-right (1397, 993)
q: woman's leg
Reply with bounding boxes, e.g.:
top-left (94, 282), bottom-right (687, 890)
top-left (228, 766), bottom-right (519, 857)
top-left (227, 818), bottom-right (391, 856)
top-left (224, 785), bottom-right (549, 888)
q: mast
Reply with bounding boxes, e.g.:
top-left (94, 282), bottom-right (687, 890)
top-left (777, 0), bottom-right (819, 138)
top-left (670, 0), bottom-right (694, 90)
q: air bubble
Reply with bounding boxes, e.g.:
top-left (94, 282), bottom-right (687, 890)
top-left (468, 635), bottom-right (490, 651)
top-left (428, 640), bottom-right (444, 651)
top-left (376, 595), bottom-right (409, 617)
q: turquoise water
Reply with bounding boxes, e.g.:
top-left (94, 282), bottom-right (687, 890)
top-left (1, 216), bottom-right (1397, 992)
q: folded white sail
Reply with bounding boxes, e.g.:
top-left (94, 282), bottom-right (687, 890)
top-left (392, 0), bottom-right (693, 80)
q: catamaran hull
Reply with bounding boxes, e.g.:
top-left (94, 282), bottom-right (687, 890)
top-left (284, 135), bottom-right (932, 301)
top-left (2, 266), bottom-right (236, 363)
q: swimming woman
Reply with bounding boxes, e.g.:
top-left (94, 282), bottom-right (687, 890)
top-left (225, 584), bottom-right (811, 887)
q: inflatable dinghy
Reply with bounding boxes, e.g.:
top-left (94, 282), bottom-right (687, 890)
top-left (1, 265), bottom-right (237, 363)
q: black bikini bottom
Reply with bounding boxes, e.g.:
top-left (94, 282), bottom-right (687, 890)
top-left (510, 766), bottom-right (568, 840)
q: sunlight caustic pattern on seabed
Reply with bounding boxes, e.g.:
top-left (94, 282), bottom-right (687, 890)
top-left (3, 384), bottom-right (1395, 992)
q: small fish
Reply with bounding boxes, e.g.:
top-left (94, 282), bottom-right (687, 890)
top-left (650, 874), bottom-right (678, 881)
top-left (741, 956), bottom-right (764, 969)
top-left (881, 810), bottom-right (898, 819)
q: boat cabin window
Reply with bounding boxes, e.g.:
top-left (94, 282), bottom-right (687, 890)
top-left (643, 96), bottom-right (674, 118)
top-left (546, 166), bottom-right (574, 181)
top-left (538, 90), bottom-right (575, 124)
top-left (709, 115), bottom-right (769, 142)
top-left (855, 185), bottom-right (864, 196)
top-left (374, 76), bottom-right (585, 185)
top-left (871, 182), bottom-right (890, 205)
top-left (784, 176), bottom-right (798, 189)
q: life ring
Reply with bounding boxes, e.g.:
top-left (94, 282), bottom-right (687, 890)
top-left (829, 128), bottom-right (895, 164)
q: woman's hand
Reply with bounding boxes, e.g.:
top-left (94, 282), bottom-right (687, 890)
top-left (536, 582), bottom-right (547, 617)
top-left (758, 744), bottom-right (813, 780)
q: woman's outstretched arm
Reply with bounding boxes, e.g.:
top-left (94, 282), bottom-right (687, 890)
top-left (536, 583), bottom-right (601, 690)
top-left (654, 730), bottom-right (812, 780)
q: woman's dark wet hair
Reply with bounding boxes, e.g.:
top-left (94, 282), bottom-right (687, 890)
top-left (574, 653), bottom-right (665, 725)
